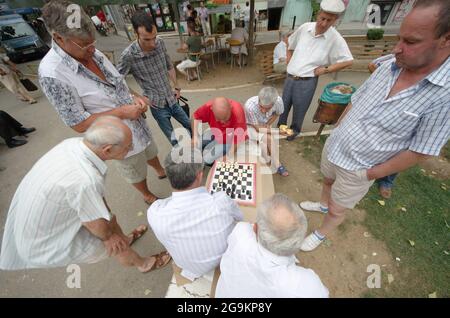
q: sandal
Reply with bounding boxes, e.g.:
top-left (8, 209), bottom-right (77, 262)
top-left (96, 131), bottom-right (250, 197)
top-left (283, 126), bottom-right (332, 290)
top-left (128, 224), bottom-right (148, 246)
top-left (139, 251), bottom-right (172, 273)
top-left (158, 175), bottom-right (167, 180)
top-left (277, 165), bottom-right (289, 177)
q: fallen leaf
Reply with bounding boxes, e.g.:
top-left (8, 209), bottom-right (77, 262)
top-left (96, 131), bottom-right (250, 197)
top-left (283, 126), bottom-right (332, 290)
top-left (311, 170), bottom-right (317, 174)
top-left (444, 251), bottom-right (449, 255)
top-left (323, 239), bottom-right (332, 247)
top-left (137, 211), bottom-right (144, 217)
top-left (408, 240), bottom-right (415, 247)
top-left (428, 292), bottom-right (437, 298)
top-left (431, 171), bottom-right (437, 175)
top-left (144, 289), bottom-right (151, 295)
top-left (441, 186), bottom-right (447, 191)
top-left (372, 252), bottom-right (377, 256)
top-left (363, 232), bottom-right (371, 238)
top-left (377, 200), bottom-right (385, 206)
top-left (295, 188), bottom-right (299, 193)
top-left (395, 257), bottom-right (401, 262)
top-left (420, 169), bottom-right (426, 174)
top-left (401, 207), bottom-right (407, 212)
top-left (387, 274), bottom-right (394, 284)
top-left (434, 241), bottom-right (439, 245)
top-left (427, 211), bottom-right (432, 214)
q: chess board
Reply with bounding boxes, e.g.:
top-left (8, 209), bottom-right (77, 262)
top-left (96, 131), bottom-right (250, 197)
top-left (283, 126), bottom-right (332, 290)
top-left (207, 161), bottom-right (257, 206)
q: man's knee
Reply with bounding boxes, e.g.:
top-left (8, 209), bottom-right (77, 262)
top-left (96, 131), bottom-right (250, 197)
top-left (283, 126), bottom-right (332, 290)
top-left (328, 199), bottom-right (347, 217)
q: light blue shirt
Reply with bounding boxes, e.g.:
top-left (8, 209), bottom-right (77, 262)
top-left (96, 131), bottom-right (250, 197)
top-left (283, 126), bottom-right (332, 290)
top-left (327, 57), bottom-right (450, 171)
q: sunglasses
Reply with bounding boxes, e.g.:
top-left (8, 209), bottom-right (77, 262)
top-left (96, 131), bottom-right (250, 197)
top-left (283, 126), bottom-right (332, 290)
top-left (70, 39), bottom-right (97, 51)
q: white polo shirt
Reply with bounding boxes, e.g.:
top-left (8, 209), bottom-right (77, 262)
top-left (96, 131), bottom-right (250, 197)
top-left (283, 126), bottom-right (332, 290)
top-left (0, 138), bottom-right (111, 270)
top-left (287, 22), bottom-right (353, 77)
top-left (273, 41), bottom-right (286, 65)
top-left (148, 187), bottom-right (243, 281)
top-left (216, 222), bottom-right (329, 298)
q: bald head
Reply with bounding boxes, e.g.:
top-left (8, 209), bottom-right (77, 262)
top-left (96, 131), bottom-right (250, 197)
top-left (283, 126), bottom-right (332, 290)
top-left (212, 97), bottom-right (232, 123)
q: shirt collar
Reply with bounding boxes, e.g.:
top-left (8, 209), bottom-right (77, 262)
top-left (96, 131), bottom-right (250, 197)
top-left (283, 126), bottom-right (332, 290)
top-left (52, 40), bottom-right (105, 74)
top-left (78, 139), bottom-right (108, 176)
top-left (171, 186), bottom-right (208, 198)
top-left (131, 37), bottom-right (160, 57)
top-left (307, 22), bottom-right (330, 39)
top-left (390, 56), bottom-right (449, 87)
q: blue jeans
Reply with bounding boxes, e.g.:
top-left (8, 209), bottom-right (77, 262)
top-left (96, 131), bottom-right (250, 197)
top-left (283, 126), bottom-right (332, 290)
top-left (150, 102), bottom-right (192, 146)
top-left (376, 173), bottom-right (398, 189)
top-left (201, 131), bottom-right (231, 165)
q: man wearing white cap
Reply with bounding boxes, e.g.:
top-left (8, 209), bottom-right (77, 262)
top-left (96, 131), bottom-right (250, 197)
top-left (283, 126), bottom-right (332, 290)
top-left (278, 0), bottom-right (353, 141)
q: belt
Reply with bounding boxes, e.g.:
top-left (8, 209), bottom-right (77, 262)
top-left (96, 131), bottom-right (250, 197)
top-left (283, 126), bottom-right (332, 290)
top-left (288, 74), bottom-right (314, 80)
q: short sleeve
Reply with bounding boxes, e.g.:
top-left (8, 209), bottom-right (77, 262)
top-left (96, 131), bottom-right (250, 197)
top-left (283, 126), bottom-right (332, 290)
top-left (409, 103), bottom-right (450, 156)
top-left (70, 183), bottom-right (111, 223)
top-left (39, 76), bottom-right (91, 127)
top-left (194, 103), bottom-right (210, 122)
top-left (274, 96), bottom-right (284, 115)
top-left (329, 35), bottom-right (353, 64)
top-left (116, 48), bottom-right (131, 76)
top-left (288, 24), bottom-right (304, 50)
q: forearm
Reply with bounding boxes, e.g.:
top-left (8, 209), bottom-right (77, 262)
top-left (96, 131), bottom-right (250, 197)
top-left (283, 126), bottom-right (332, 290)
top-left (327, 60), bottom-right (353, 73)
top-left (192, 119), bottom-right (201, 141)
top-left (71, 108), bottom-right (124, 133)
top-left (168, 67), bottom-right (179, 88)
top-left (266, 115), bottom-right (278, 127)
top-left (82, 218), bottom-right (114, 241)
top-left (367, 150), bottom-right (431, 180)
top-left (286, 50), bottom-right (293, 65)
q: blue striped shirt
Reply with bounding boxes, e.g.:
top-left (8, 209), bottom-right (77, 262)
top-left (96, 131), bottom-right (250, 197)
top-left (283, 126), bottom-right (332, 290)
top-left (327, 57), bottom-right (449, 171)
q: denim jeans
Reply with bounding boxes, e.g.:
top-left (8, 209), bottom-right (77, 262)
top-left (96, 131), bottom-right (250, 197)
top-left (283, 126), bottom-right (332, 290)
top-left (150, 102), bottom-right (192, 146)
top-left (201, 131), bottom-right (231, 165)
top-left (376, 173), bottom-right (398, 189)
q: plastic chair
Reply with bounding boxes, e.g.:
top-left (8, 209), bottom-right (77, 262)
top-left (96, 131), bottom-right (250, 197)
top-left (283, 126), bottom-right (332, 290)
top-left (227, 39), bottom-right (243, 69)
top-left (185, 52), bottom-right (202, 81)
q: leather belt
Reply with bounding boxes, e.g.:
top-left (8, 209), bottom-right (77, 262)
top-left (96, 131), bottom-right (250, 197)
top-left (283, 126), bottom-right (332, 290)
top-left (288, 74), bottom-right (313, 80)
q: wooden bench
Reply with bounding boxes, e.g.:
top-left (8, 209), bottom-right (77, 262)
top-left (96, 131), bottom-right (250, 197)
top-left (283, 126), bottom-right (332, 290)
top-left (257, 49), bottom-right (286, 84)
top-left (343, 37), bottom-right (397, 72)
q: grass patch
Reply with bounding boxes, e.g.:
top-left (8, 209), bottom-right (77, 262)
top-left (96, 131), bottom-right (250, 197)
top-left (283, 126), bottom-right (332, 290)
top-left (294, 136), bottom-right (450, 297)
top-left (358, 167), bottom-right (450, 297)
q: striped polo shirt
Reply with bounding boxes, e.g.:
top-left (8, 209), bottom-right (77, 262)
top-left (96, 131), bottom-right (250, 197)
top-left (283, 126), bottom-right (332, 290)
top-left (327, 57), bottom-right (449, 171)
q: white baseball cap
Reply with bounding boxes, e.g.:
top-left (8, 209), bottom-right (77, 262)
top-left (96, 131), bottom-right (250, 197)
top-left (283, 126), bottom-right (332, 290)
top-left (320, 0), bottom-right (346, 15)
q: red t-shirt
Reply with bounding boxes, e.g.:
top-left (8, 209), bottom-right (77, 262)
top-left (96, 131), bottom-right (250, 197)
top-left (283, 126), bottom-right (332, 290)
top-left (194, 99), bottom-right (248, 145)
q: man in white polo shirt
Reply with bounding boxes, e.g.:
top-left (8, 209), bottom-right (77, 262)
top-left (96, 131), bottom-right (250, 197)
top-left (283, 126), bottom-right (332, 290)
top-left (278, 0), bottom-right (353, 141)
top-left (215, 194), bottom-right (328, 298)
top-left (0, 117), bottom-right (171, 272)
top-left (148, 148), bottom-right (243, 281)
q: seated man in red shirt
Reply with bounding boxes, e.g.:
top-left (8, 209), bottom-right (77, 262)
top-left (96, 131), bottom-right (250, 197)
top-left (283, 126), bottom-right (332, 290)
top-left (192, 97), bottom-right (247, 165)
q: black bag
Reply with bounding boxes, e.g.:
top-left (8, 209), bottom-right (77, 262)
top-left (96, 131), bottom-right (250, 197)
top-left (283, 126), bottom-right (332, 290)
top-left (20, 78), bottom-right (38, 91)
top-left (178, 95), bottom-right (190, 118)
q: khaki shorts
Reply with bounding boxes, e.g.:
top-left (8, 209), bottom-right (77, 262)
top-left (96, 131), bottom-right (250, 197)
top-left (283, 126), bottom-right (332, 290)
top-left (114, 142), bottom-right (159, 184)
top-left (320, 142), bottom-right (374, 209)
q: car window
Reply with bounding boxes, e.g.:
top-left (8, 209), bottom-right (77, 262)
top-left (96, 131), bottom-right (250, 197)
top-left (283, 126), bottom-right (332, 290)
top-left (1, 22), bottom-right (35, 41)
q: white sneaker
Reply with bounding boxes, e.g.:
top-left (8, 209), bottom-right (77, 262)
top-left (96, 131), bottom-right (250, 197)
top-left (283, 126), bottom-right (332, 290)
top-left (300, 232), bottom-right (324, 252)
top-left (299, 201), bottom-right (328, 213)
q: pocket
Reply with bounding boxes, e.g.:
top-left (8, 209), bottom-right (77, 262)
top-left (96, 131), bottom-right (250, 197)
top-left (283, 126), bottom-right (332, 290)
top-left (357, 169), bottom-right (369, 182)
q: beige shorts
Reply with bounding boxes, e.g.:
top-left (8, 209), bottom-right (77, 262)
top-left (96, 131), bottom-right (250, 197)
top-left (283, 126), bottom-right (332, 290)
top-left (320, 142), bottom-right (374, 209)
top-left (114, 142), bottom-right (159, 184)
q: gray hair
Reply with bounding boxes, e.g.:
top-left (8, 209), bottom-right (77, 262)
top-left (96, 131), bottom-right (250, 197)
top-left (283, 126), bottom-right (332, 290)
top-left (280, 30), bottom-right (293, 39)
top-left (414, 0), bottom-right (450, 38)
top-left (84, 116), bottom-right (126, 149)
top-left (42, 0), bottom-right (95, 39)
top-left (164, 148), bottom-right (204, 190)
top-left (256, 193), bottom-right (308, 256)
top-left (258, 87), bottom-right (279, 108)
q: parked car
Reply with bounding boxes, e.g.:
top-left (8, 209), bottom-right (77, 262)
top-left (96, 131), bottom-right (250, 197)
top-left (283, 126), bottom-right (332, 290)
top-left (0, 14), bottom-right (49, 63)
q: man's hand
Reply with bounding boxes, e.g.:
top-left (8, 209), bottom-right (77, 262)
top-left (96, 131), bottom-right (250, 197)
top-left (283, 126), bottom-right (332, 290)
top-left (120, 104), bottom-right (146, 120)
top-left (0, 69), bottom-right (6, 76)
top-left (103, 233), bottom-right (128, 257)
top-left (174, 88), bottom-right (181, 100)
top-left (133, 95), bottom-right (148, 108)
top-left (314, 66), bottom-right (327, 77)
top-left (366, 168), bottom-right (375, 181)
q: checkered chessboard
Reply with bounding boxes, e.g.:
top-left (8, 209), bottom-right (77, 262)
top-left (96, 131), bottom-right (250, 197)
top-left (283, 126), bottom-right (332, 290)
top-left (208, 161), bottom-right (256, 206)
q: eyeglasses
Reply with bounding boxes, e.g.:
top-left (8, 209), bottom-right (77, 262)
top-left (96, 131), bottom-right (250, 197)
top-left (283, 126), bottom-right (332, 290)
top-left (70, 39), bottom-right (97, 51)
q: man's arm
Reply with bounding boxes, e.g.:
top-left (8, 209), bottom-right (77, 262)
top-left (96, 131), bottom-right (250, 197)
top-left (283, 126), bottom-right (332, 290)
top-left (286, 49), bottom-right (294, 65)
top-left (191, 118), bottom-right (202, 147)
top-left (314, 60), bottom-right (353, 76)
top-left (168, 67), bottom-right (181, 99)
top-left (82, 218), bottom-right (128, 256)
top-left (367, 150), bottom-right (431, 181)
